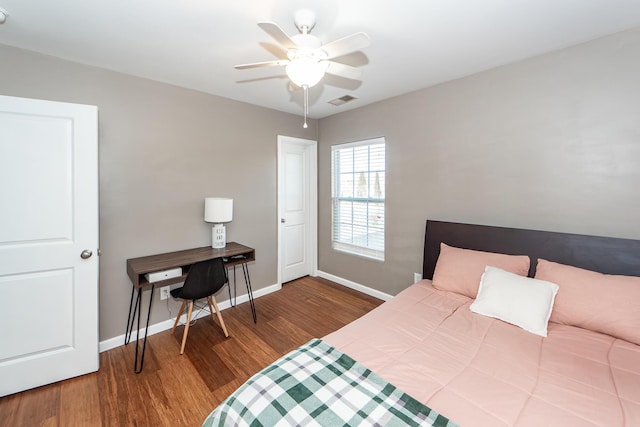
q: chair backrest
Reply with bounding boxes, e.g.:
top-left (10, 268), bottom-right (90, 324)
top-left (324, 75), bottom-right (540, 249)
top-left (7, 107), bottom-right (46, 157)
top-left (181, 257), bottom-right (228, 300)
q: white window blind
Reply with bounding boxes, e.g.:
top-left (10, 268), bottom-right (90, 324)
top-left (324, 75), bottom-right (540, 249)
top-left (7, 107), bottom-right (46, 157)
top-left (331, 137), bottom-right (385, 260)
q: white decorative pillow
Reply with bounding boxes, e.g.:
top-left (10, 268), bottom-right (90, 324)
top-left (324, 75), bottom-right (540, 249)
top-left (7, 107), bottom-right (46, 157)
top-left (470, 266), bottom-right (559, 337)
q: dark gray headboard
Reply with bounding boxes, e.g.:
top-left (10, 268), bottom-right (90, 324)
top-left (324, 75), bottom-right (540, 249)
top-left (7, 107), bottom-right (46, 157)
top-left (423, 220), bottom-right (640, 280)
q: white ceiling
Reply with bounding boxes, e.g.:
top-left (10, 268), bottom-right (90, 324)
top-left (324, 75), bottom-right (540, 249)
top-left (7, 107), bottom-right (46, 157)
top-left (1, 0), bottom-right (640, 119)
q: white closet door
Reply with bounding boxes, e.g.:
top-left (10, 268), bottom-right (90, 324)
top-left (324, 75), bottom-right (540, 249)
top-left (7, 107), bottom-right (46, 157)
top-left (278, 136), bottom-right (317, 283)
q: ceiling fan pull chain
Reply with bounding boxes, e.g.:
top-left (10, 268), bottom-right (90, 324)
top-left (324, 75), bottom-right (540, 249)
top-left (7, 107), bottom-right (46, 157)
top-left (303, 85), bottom-right (309, 128)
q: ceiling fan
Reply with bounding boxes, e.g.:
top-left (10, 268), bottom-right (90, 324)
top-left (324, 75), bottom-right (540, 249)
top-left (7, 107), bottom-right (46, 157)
top-left (235, 10), bottom-right (370, 128)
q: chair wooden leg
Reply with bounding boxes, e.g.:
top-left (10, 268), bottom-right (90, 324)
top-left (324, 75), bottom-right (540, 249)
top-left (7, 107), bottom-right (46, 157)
top-left (179, 301), bottom-right (194, 355)
top-left (209, 296), bottom-right (229, 338)
top-left (207, 297), bottom-right (217, 324)
top-left (171, 300), bottom-right (186, 334)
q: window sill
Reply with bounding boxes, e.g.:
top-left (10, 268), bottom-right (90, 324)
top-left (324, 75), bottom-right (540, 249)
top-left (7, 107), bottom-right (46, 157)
top-left (332, 245), bottom-right (384, 262)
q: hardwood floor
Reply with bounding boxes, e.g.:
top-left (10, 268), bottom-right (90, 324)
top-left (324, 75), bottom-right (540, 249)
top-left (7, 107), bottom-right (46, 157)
top-left (0, 276), bottom-right (382, 427)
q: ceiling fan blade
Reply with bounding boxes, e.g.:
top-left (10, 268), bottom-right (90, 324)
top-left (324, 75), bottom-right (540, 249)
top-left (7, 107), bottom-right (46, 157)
top-left (325, 61), bottom-right (363, 80)
top-left (322, 32), bottom-right (370, 59)
top-left (258, 22), bottom-right (296, 49)
top-left (235, 59), bottom-right (289, 70)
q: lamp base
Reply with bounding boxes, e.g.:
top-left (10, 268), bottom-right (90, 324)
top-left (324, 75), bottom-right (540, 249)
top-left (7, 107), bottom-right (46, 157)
top-left (212, 223), bottom-right (226, 248)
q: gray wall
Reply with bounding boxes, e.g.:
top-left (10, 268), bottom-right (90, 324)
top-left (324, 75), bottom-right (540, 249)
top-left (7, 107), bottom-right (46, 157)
top-left (0, 44), bottom-right (318, 341)
top-left (317, 29), bottom-right (640, 296)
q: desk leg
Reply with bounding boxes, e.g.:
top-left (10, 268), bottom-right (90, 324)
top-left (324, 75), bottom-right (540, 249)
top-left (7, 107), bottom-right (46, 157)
top-left (136, 284), bottom-right (154, 373)
top-left (227, 271), bottom-right (233, 306)
top-left (227, 266), bottom-right (237, 307)
top-left (242, 263), bottom-right (257, 324)
top-left (124, 284), bottom-right (154, 374)
top-left (124, 285), bottom-right (136, 345)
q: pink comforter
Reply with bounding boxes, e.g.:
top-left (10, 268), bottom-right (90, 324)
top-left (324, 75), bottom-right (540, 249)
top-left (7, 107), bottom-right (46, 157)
top-left (324, 280), bottom-right (640, 426)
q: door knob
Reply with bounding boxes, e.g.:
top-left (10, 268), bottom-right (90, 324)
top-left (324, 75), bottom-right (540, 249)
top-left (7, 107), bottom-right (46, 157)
top-left (80, 250), bottom-right (93, 259)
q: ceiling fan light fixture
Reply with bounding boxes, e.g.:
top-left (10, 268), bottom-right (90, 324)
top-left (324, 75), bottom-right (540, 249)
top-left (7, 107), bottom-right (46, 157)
top-left (285, 58), bottom-right (327, 88)
top-left (236, 10), bottom-right (370, 128)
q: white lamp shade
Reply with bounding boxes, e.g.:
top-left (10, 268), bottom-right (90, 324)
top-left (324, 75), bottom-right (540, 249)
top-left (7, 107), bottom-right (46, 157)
top-left (286, 58), bottom-right (327, 88)
top-left (204, 198), bottom-right (233, 223)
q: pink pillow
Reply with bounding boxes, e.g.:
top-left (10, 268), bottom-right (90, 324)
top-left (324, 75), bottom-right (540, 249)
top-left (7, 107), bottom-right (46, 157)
top-left (432, 243), bottom-right (530, 298)
top-left (535, 259), bottom-right (640, 345)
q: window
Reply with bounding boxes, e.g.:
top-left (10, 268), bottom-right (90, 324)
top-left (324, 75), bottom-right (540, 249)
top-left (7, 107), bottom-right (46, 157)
top-left (331, 137), bottom-right (385, 260)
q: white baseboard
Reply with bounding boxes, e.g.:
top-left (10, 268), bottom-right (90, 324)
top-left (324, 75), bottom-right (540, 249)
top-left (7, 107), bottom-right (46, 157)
top-left (99, 282), bottom-right (282, 353)
top-left (316, 271), bottom-right (393, 301)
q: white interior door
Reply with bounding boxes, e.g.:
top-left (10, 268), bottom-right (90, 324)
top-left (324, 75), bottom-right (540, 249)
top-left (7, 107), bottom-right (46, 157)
top-left (0, 95), bottom-right (99, 397)
top-left (278, 136), bottom-right (317, 284)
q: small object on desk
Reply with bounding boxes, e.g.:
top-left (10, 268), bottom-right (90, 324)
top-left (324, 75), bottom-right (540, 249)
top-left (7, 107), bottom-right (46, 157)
top-left (204, 197), bottom-right (233, 248)
top-left (145, 267), bottom-right (182, 283)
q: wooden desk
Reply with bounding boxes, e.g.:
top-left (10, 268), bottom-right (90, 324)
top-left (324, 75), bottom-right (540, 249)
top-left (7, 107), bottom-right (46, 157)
top-left (125, 242), bottom-right (256, 373)
top-left (127, 242), bottom-right (255, 288)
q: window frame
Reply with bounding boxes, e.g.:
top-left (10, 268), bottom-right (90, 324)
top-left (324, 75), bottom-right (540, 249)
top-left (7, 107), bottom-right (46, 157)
top-left (331, 137), bottom-right (386, 261)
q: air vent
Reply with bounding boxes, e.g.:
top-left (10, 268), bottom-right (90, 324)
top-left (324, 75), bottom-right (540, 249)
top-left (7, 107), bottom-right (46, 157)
top-left (328, 95), bottom-right (357, 106)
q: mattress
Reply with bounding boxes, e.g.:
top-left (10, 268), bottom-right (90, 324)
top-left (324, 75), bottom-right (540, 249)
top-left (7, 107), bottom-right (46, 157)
top-left (324, 280), bottom-right (640, 427)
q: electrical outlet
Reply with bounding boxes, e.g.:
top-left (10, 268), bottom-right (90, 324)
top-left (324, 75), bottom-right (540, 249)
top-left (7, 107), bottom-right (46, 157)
top-left (160, 286), bottom-right (171, 300)
top-left (413, 272), bottom-right (422, 284)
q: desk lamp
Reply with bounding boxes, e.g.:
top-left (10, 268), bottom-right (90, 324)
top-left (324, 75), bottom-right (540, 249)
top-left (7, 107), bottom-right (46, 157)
top-left (204, 198), bottom-right (233, 248)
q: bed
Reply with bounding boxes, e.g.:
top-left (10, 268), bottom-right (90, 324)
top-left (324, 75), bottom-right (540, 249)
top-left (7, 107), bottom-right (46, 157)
top-left (204, 220), bottom-right (640, 426)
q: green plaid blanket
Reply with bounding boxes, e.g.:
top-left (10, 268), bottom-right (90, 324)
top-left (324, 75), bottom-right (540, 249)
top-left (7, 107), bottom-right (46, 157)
top-left (203, 339), bottom-right (458, 427)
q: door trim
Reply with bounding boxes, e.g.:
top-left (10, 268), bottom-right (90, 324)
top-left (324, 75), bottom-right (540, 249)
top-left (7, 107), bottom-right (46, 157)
top-left (277, 135), bottom-right (318, 286)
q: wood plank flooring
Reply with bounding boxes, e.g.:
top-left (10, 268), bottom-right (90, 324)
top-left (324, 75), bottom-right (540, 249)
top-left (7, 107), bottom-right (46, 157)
top-left (0, 276), bottom-right (382, 427)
